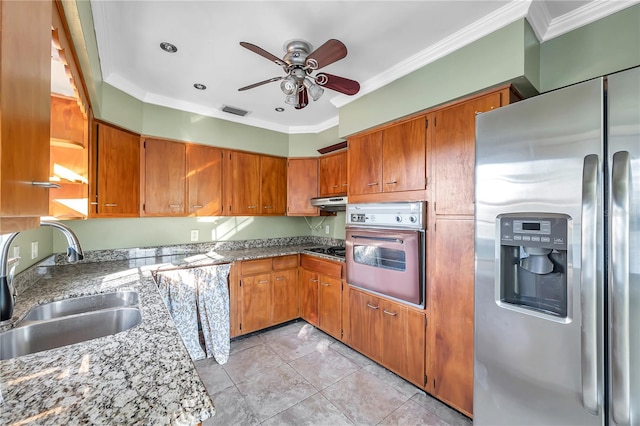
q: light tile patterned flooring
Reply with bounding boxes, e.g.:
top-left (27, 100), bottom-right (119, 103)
top-left (194, 320), bottom-right (473, 425)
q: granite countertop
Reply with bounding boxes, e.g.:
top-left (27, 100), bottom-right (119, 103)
top-left (0, 243), bottom-right (340, 425)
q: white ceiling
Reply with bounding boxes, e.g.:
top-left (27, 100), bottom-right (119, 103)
top-left (81, 0), bottom-right (638, 134)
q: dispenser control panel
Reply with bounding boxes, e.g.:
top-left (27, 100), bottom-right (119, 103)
top-left (499, 215), bottom-right (568, 250)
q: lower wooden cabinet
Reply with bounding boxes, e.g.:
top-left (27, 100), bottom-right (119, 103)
top-left (349, 287), bottom-right (426, 388)
top-left (299, 254), bottom-right (344, 340)
top-left (237, 255), bottom-right (299, 335)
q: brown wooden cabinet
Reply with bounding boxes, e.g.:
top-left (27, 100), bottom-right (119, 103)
top-left (287, 158), bottom-right (319, 216)
top-left (186, 144), bottom-right (223, 216)
top-left (260, 155), bottom-right (287, 215)
top-left (142, 138), bottom-right (186, 216)
top-left (299, 254), bottom-right (344, 340)
top-left (90, 122), bottom-right (140, 217)
top-left (319, 150), bottom-right (347, 196)
top-left (238, 255), bottom-right (298, 335)
top-left (428, 218), bottom-right (474, 415)
top-left (349, 287), bottom-right (426, 387)
top-left (348, 116), bottom-right (426, 202)
top-left (0, 0), bottom-right (52, 233)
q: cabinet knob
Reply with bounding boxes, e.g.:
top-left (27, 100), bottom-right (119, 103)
top-left (366, 303), bottom-right (379, 310)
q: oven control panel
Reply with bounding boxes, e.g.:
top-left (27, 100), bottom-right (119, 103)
top-left (346, 202), bottom-right (426, 229)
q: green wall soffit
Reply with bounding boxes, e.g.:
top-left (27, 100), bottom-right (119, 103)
top-left (338, 19), bottom-right (530, 137)
top-left (540, 4), bottom-right (640, 92)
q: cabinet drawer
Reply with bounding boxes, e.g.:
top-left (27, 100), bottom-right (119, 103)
top-left (240, 258), bottom-right (272, 275)
top-left (300, 254), bottom-right (343, 279)
top-left (272, 254), bottom-right (298, 270)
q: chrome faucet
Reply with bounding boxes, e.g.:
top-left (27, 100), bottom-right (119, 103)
top-left (0, 220), bottom-right (84, 324)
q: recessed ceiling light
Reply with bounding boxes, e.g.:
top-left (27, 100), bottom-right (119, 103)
top-left (275, 107), bottom-right (285, 112)
top-left (193, 83), bottom-right (207, 90)
top-left (159, 42), bottom-right (178, 53)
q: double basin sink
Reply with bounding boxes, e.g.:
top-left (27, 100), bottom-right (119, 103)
top-left (0, 291), bottom-right (142, 360)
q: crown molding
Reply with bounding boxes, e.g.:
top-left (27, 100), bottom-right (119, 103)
top-left (90, 0), bottom-right (113, 81)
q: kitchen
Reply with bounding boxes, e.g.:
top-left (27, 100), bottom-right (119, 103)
top-left (1, 1), bottom-right (639, 425)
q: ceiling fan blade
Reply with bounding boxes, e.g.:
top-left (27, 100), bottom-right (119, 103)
top-left (305, 39), bottom-right (347, 70)
top-left (316, 73), bottom-right (360, 96)
top-left (295, 87), bottom-right (309, 109)
top-left (240, 42), bottom-right (287, 67)
top-left (238, 76), bottom-right (283, 91)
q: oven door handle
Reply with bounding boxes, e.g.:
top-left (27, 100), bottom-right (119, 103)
top-left (351, 235), bottom-right (403, 244)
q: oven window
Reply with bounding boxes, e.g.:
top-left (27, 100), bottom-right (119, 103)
top-left (353, 245), bottom-right (406, 271)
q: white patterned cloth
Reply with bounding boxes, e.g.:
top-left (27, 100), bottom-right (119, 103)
top-left (155, 264), bottom-right (232, 364)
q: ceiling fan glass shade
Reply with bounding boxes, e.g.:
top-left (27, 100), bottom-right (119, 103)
top-left (304, 77), bottom-right (324, 101)
top-left (280, 76), bottom-right (297, 95)
top-left (284, 93), bottom-right (298, 106)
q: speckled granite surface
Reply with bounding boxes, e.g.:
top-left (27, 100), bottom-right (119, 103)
top-left (0, 240), bottom-right (343, 425)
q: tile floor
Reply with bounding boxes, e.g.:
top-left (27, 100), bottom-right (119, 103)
top-left (194, 320), bottom-right (472, 425)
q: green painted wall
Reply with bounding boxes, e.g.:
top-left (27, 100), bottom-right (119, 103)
top-left (540, 4), bottom-right (640, 92)
top-left (289, 126), bottom-right (341, 157)
top-left (338, 19), bottom-right (533, 137)
top-left (53, 216), bottom-right (311, 252)
top-left (4, 228), bottom-right (53, 275)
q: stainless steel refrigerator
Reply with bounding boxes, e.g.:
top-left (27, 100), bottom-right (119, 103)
top-left (474, 66), bottom-right (639, 425)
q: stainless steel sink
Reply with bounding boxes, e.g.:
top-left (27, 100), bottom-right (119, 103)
top-left (0, 307), bottom-right (142, 360)
top-left (21, 291), bottom-right (139, 322)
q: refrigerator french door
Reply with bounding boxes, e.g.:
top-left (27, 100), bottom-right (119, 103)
top-left (474, 66), bottom-right (639, 425)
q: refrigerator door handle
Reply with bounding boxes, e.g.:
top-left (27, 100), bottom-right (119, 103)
top-left (580, 154), bottom-right (599, 415)
top-left (611, 150), bottom-right (630, 425)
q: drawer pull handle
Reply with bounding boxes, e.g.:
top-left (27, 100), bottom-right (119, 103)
top-left (104, 203), bottom-right (118, 207)
top-left (257, 280), bottom-right (269, 284)
top-left (385, 180), bottom-right (398, 185)
top-left (90, 202), bottom-right (98, 205)
top-left (32, 181), bottom-right (61, 189)
top-left (247, 205), bottom-right (257, 209)
top-left (275, 277), bottom-right (285, 281)
top-left (311, 278), bottom-right (319, 283)
top-left (366, 303), bottom-right (379, 310)
top-left (321, 282), bottom-right (330, 287)
top-left (169, 204), bottom-right (181, 208)
top-left (263, 206), bottom-right (273, 209)
top-left (367, 182), bottom-right (379, 186)
top-left (383, 310), bottom-right (398, 316)
top-left (192, 205), bottom-right (203, 208)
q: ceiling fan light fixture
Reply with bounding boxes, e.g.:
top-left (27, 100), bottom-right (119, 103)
top-left (280, 76), bottom-right (297, 96)
top-left (304, 78), bottom-right (323, 101)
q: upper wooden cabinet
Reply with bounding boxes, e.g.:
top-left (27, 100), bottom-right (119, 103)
top-left (348, 116), bottom-right (426, 202)
top-left (225, 151), bottom-right (287, 216)
top-left (90, 122), bottom-right (140, 217)
top-left (186, 144), bottom-right (223, 216)
top-left (260, 155), bottom-right (287, 215)
top-left (287, 158), bottom-right (319, 216)
top-left (0, 0), bottom-right (52, 233)
top-left (430, 88), bottom-right (515, 216)
top-left (319, 150), bottom-right (347, 196)
top-left (142, 138), bottom-right (186, 216)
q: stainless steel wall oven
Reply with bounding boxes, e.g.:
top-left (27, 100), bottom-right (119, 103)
top-left (345, 202), bottom-right (426, 308)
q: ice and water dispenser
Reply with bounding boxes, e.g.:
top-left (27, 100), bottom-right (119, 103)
top-left (498, 214), bottom-right (569, 317)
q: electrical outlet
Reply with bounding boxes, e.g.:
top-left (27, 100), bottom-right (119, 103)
top-left (190, 230), bottom-right (199, 242)
top-left (31, 241), bottom-right (38, 259)
top-left (325, 225), bottom-right (330, 234)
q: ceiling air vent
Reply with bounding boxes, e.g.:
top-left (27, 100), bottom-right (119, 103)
top-left (222, 105), bottom-right (249, 117)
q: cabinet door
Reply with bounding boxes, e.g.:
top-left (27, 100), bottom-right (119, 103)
top-left (0, 0), bottom-right (51, 232)
top-left (260, 156), bottom-right (287, 215)
top-left (432, 93), bottom-right (502, 215)
top-left (347, 132), bottom-right (383, 195)
top-left (430, 218), bottom-right (474, 415)
top-left (380, 299), bottom-right (408, 376)
top-left (349, 289), bottom-right (382, 361)
top-left (287, 158), bottom-right (319, 216)
top-left (143, 138), bottom-right (186, 216)
top-left (319, 275), bottom-right (342, 339)
top-left (272, 269), bottom-right (298, 324)
top-left (319, 152), bottom-right (346, 196)
top-left (241, 273), bottom-right (272, 334)
top-left (94, 123), bottom-right (140, 217)
top-left (299, 269), bottom-right (319, 326)
top-left (382, 117), bottom-right (426, 192)
top-left (186, 144), bottom-right (222, 216)
top-left (229, 151), bottom-right (260, 215)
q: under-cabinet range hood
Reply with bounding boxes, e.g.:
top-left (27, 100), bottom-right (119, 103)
top-left (310, 196), bottom-right (347, 211)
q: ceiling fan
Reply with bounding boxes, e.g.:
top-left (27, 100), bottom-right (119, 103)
top-left (238, 39), bottom-right (360, 109)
